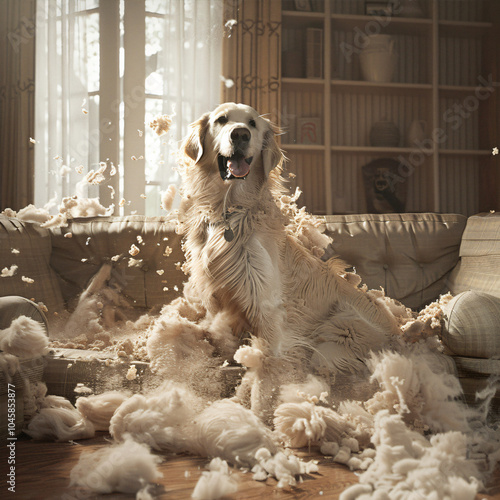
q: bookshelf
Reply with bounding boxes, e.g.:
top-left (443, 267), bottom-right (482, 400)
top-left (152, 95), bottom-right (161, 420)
top-left (280, 0), bottom-right (499, 215)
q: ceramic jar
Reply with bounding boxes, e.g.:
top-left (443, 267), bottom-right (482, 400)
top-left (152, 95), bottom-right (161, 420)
top-left (360, 35), bottom-right (397, 83)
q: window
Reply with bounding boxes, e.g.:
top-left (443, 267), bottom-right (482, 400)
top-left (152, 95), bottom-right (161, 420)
top-left (35, 0), bottom-right (223, 215)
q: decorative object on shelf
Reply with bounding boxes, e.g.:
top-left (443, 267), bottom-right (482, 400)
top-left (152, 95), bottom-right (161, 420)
top-left (407, 119), bottom-right (427, 147)
top-left (359, 34), bottom-right (397, 83)
top-left (365, 1), bottom-right (393, 16)
top-left (294, 0), bottom-right (311, 11)
top-left (369, 119), bottom-right (401, 147)
top-left (362, 158), bottom-right (407, 213)
top-left (298, 117), bottom-right (321, 145)
top-left (393, 0), bottom-right (425, 18)
top-left (306, 28), bottom-right (323, 79)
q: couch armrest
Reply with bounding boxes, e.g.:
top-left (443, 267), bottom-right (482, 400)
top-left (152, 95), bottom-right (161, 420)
top-left (448, 212), bottom-right (500, 298)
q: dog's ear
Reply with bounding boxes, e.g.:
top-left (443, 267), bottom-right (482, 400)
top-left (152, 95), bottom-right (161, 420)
top-left (181, 112), bottom-right (210, 164)
top-left (262, 121), bottom-right (285, 177)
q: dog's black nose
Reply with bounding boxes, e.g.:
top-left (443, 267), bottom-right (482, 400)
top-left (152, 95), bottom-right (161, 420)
top-left (231, 127), bottom-right (250, 144)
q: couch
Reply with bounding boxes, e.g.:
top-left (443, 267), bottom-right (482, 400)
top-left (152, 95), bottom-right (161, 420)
top-left (1, 211), bottom-right (499, 433)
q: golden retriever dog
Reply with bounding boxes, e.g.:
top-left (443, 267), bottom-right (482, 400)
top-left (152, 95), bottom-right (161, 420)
top-left (147, 103), bottom-right (403, 419)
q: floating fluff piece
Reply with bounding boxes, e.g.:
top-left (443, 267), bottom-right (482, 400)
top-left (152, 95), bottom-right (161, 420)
top-left (442, 291), bottom-right (500, 358)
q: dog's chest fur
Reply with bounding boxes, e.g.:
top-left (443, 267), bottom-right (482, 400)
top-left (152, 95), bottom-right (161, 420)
top-left (187, 209), bottom-right (286, 327)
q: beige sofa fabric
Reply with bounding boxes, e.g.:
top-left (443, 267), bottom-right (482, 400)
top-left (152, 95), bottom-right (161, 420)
top-left (442, 291), bottom-right (500, 358)
top-left (322, 213), bottom-right (467, 310)
top-left (448, 212), bottom-right (500, 299)
top-left (0, 216), bottom-right (65, 314)
top-left (49, 216), bottom-right (185, 309)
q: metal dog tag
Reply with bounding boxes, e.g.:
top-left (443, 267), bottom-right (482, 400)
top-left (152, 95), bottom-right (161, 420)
top-left (224, 227), bottom-right (234, 242)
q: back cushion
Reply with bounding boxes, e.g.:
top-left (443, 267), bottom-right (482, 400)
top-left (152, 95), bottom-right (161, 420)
top-left (0, 215), bottom-right (65, 314)
top-left (323, 213), bottom-right (467, 309)
top-left (448, 212), bottom-right (500, 298)
top-left (49, 216), bottom-right (185, 309)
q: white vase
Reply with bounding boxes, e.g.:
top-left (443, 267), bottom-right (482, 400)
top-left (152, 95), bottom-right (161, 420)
top-left (407, 119), bottom-right (427, 146)
top-left (360, 35), bottom-right (397, 83)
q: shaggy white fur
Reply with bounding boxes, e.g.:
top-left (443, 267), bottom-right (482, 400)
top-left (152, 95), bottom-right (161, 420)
top-left (70, 434), bottom-right (162, 494)
top-left (0, 316), bottom-right (48, 359)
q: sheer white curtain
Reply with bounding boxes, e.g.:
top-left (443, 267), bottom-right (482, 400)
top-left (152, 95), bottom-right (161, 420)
top-left (35, 0), bottom-right (223, 215)
top-left (144, 0), bottom-right (223, 213)
top-left (35, 0), bottom-right (96, 210)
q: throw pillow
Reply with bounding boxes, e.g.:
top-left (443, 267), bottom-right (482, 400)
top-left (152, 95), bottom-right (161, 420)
top-left (442, 291), bottom-right (500, 358)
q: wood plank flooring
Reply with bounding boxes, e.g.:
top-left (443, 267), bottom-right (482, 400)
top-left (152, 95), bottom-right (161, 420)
top-left (1, 433), bottom-right (499, 499)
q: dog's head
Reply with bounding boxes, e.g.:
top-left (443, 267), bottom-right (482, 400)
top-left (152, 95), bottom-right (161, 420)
top-left (181, 102), bottom-right (284, 181)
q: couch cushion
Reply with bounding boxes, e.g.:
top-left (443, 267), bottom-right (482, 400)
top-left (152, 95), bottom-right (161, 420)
top-left (448, 212), bottom-right (500, 298)
top-left (0, 215), bottom-right (65, 314)
top-left (442, 290), bottom-right (500, 358)
top-left (322, 213), bottom-right (467, 309)
top-left (49, 216), bottom-right (185, 309)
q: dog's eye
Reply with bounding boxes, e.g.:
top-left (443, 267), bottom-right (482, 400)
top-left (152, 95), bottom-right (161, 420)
top-left (249, 119), bottom-right (257, 128)
top-left (216, 115), bottom-right (228, 125)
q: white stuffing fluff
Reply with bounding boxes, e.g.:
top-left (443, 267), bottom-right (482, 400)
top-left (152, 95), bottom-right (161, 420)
top-left (1, 264), bottom-right (18, 277)
top-left (75, 391), bottom-right (130, 431)
top-left (278, 374), bottom-right (329, 404)
top-left (109, 380), bottom-right (204, 451)
top-left (15, 204), bottom-right (51, 223)
top-left (191, 458), bottom-right (238, 500)
top-left (340, 411), bottom-right (482, 500)
top-left (161, 184), bottom-right (176, 211)
top-left (233, 344), bottom-right (263, 368)
top-left (26, 405), bottom-right (95, 442)
top-left (191, 399), bottom-right (278, 468)
top-left (252, 447), bottom-right (319, 488)
top-left (0, 353), bottom-right (20, 383)
top-left (366, 349), bottom-right (469, 433)
top-left (70, 434), bottom-right (162, 494)
top-left (274, 401), bottom-right (352, 448)
top-left (0, 316), bottom-right (48, 359)
top-left (274, 376), bottom-right (358, 449)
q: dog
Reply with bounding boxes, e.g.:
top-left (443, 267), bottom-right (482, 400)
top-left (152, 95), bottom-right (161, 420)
top-left (147, 103), bottom-right (403, 418)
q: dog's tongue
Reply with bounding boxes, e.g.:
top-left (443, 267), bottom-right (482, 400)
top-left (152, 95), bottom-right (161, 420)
top-left (227, 156), bottom-right (251, 178)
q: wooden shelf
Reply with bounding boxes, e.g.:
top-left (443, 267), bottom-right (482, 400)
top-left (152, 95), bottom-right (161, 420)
top-left (330, 13), bottom-right (432, 36)
top-left (439, 20), bottom-right (493, 37)
top-left (330, 146), bottom-right (434, 155)
top-left (439, 84), bottom-right (495, 95)
top-left (282, 143), bottom-right (325, 152)
top-left (439, 149), bottom-right (493, 156)
top-left (282, 77), bottom-right (325, 90)
top-left (331, 80), bottom-right (432, 95)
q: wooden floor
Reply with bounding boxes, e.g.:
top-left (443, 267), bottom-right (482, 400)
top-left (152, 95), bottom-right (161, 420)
top-left (2, 433), bottom-right (500, 499)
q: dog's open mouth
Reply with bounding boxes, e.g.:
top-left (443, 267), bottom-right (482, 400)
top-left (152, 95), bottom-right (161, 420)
top-left (218, 154), bottom-right (253, 180)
